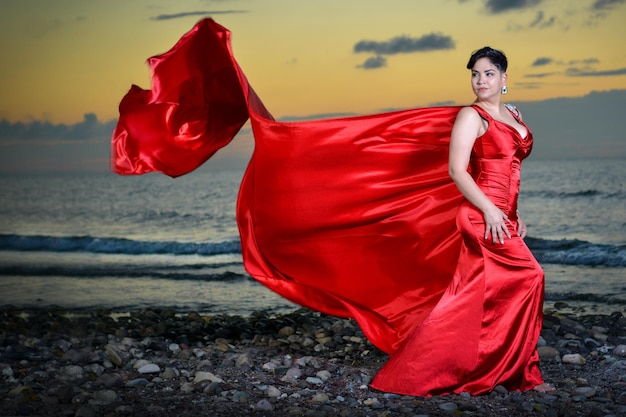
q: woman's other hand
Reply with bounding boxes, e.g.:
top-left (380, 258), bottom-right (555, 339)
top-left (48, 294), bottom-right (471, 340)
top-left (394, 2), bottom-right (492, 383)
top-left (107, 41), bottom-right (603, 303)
top-left (517, 214), bottom-right (527, 239)
top-left (483, 206), bottom-right (511, 244)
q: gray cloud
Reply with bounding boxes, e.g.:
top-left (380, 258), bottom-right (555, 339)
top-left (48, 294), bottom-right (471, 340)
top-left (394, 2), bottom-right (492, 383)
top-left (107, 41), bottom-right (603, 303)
top-left (354, 33), bottom-right (455, 55)
top-left (524, 72), bottom-right (558, 78)
top-left (1, 91), bottom-right (625, 172)
top-left (532, 57), bottom-right (553, 67)
top-left (567, 58), bottom-right (600, 65)
top-left (566, 67), bottom-right (626, 77)
top-left (485, 0), bottom-right (542, 14)
top-left (518, 89), bottom-right (626, 159)
top-left (0, 114), bottom-right (116, 142)
top-left (505, 10), bottom-right (556, 31)
top-left (529, 11), bottom-right (555, 28)
top-left (151, 10), bottom-right (247, 20)
top-left (591, 0), bottom-right (626, 10)
top-left (358, 55), bottom-right (387, 70)
top-left (529, 11), bottom-right (544, 26)
top-left (514, 81), bottom-right (543, 89)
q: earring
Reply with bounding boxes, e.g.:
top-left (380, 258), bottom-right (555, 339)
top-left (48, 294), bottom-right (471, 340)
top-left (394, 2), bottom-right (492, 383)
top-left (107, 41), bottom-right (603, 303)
top-left (501, 85), bottom-right (508, 94)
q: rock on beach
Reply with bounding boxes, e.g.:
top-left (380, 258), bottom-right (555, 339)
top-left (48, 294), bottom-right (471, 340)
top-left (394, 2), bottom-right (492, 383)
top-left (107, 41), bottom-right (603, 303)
top-left (0, 306), bottom-right (625, 417)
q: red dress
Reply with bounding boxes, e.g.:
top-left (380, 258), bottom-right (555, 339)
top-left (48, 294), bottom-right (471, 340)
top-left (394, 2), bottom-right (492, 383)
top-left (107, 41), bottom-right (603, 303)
top-left (370, 105), bottom-right (545, 395)
top-left (111, 19), bottom-right (545, 395)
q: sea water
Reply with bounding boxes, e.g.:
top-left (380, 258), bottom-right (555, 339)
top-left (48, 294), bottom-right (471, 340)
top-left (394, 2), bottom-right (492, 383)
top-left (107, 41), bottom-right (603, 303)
top-left (0, 158), bottom-right (624, 316)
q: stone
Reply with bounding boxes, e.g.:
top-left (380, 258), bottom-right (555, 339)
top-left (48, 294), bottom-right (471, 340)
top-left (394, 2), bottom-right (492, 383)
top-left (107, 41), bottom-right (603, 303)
top-left (90, 389), bottom-right (118, 405)
top-left (306, 376), bottom-right (323, 385)
top-left (203, 381), bottom-right (223, 395)
top-left (494, 385), bottom-right (508, 394)
top-left (363, 398), bottom-right (379, 406)
top-left (614, 345), bottom-right (626, 357)
top-left (125, 378), bottom-right (150, 387)
top-left (84, 363), bottom-right (105, 377)
top-left (160, 367), bottom-right (179, 380)
top-left (572, 386), bottom-right (597, 397)
top-left (537, 346), bottom-right (560, 360)
top-left (262, 362), bottom-right (277, 372)
top-left (316, 370), bottom-right (332, 381)
top-left (96, 373), bottom-right (123, 388)
top-left (57, 365), bottom-right (84, 382)
top-left (266, 385), bottom-right (281, 397)
top-left (8, 385), bottom-right (32, 397)
top-left (133, 359), bottom-right (151, 369)
top-left (180, 382), bottom-right (195, 394)
top-left (278, 326), bottom-right (295, 336)
top-left (302, 337), bottom-right (316, 347)
top-left (104, 346), bottom-right (123, 367)
top-left (255, 399), bottom-right (274, 411)
top-left (281, 367), bottom-right (302, 381)
top-left (231, 391), bottom-right (250, 403)
top-left (56, 384), bottom-right (74, 404)
top-left (562, 353), bottom-right (586, 365)
top-left (235, 352), bottom-right (253, 367)
top-left (193, 371), bottom-right (224, 384)
top-left (439, 402), bottom-right (459, 412)
top-left (138, 363), bottom-right (161, 374)
top-left (312, 393), bottom-right (330, 403)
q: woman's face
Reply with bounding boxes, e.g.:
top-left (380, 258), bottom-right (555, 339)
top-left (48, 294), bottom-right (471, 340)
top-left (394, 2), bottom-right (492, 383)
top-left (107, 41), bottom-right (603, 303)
top-left (471, 57), bottom-right (506, 100)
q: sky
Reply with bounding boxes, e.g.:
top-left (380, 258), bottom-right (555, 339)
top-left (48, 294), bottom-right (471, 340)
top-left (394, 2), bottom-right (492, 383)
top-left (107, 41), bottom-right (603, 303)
top-left (0, 0), bottom-right (625, 173)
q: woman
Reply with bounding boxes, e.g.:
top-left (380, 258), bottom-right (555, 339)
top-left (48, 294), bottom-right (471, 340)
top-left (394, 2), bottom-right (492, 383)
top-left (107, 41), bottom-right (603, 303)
top-left (370, 47), bottom-right (555, 395)
top-left (112, 21), bottom-right (553, 396)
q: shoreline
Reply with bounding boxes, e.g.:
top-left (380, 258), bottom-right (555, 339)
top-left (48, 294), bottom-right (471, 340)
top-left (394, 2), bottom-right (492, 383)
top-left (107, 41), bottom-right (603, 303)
top-left (1, 306), bottom-right (625, 416)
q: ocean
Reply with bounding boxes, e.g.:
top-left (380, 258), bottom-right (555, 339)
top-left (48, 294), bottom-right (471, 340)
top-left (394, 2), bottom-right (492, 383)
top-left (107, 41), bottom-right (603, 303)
top-left (0, 158), bottom-right (624, 317)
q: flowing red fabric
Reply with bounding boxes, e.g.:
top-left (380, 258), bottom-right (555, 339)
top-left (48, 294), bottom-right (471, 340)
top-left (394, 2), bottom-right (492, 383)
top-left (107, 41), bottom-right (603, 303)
top-left (112, 19), bottom-right (546, 396)
top-left (112, 18), bottom-right (464, 355)
top-left (112, 20), bottom-right (249, 177)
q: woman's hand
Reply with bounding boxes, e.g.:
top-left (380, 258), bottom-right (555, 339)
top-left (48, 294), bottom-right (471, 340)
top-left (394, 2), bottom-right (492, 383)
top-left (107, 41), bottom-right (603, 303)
top-left (517, 214), bottom-right (528, 239)
top-left (483, 206), bottom-right (511, 244)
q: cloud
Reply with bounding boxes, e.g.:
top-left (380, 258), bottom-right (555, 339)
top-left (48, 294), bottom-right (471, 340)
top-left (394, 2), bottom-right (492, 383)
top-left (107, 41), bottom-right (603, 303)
top-left (591, 0), bottom-right (626, 10)
top-left (358, 56), bottom-right (387, 70)
top-left (566, 67), bottom-right (626, 77)
top-left (427, 100), bottom-right (456, 107)
top-left (0, 114), bottom-right (116, 143)
top-left (484, 0), bottom-right (542, 14)
top-left (353, 33), bottom-right (455, 55)
top-left (505, 10), bottom-right (557, 31)
top-left (524, 72), bottom-right (558, 78)
top-left (1, 91), bottom-right (625, 172)
top-left (151, 10), bottom-right (247, 20)
top-left (529, 11), bottom-right (555, 28)
top-left (518, 89), bottom-right (626, 159)
top-left (567, 58), bottom-right (600, 65)
top-left (526, 57), bottom-right (613, 77)
top-left (514, 82), bottom-right (543, 89)
top-left (502, 0), bottom-right (621, 30)
top-left (532, 57), bottom-right (553, 67)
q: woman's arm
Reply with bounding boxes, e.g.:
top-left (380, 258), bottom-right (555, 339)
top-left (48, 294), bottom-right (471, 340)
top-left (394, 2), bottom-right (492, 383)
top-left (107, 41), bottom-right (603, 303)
top-left (448, 107), bottom-right (511, 244)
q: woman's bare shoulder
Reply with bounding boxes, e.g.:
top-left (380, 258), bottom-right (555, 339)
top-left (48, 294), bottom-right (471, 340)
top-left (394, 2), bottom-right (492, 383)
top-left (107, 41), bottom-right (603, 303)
top-left (455, 105), bottom-right (482, 124)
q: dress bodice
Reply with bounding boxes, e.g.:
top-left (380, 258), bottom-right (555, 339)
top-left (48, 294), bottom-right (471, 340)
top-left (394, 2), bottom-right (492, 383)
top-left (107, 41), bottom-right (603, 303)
top-left (469, 104), bottom-right (534, 217)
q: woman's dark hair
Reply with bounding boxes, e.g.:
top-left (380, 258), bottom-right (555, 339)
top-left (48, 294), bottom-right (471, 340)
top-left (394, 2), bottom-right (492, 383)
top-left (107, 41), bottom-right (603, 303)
top-left (466, 47), bottom-right (508, 72)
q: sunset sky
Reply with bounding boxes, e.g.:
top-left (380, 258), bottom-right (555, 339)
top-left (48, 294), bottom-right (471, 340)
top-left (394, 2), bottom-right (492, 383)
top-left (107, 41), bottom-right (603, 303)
top-left (0, 0), bottom-right (625, 172)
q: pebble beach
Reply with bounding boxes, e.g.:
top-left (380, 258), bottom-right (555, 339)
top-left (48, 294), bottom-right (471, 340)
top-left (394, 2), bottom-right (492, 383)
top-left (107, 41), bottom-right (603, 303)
top-left (1, 306), bottom-right (625, 417)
